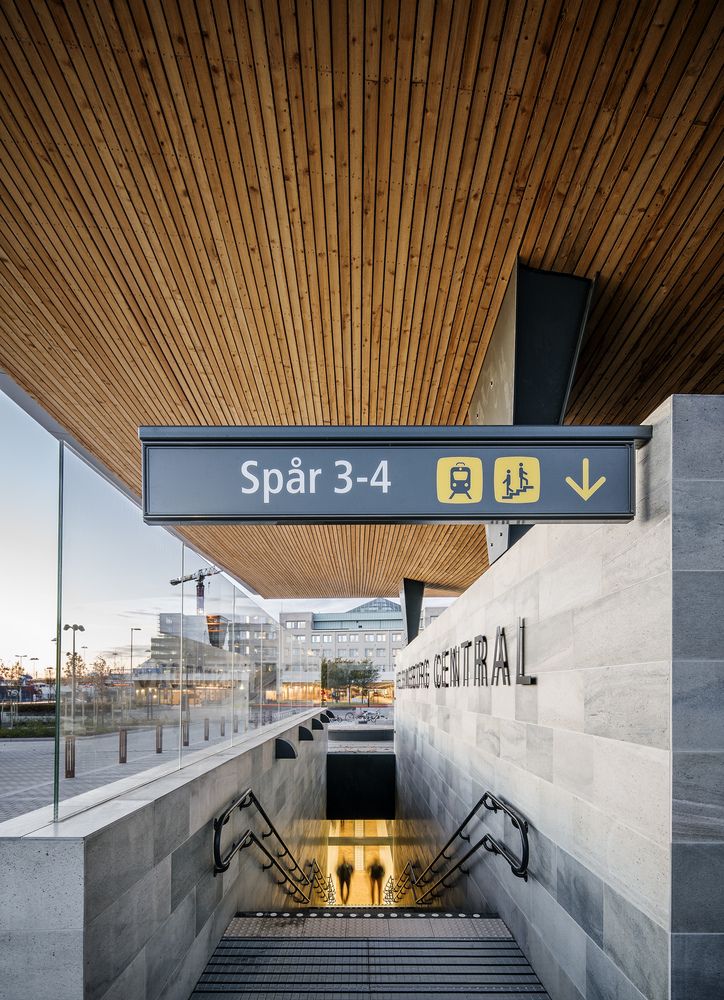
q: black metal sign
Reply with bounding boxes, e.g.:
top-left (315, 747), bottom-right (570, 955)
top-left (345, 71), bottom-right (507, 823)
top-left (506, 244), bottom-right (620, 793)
top-left (139, 425), bottom-right (651, 525)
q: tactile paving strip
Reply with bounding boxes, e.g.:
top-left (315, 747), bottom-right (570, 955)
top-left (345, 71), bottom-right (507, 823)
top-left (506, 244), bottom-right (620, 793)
top-left (227, 911), bottom-right (513, 939)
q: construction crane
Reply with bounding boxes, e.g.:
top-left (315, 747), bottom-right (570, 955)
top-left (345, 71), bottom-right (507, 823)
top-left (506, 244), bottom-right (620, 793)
top-left (169, 567), bottom-right (221, 614)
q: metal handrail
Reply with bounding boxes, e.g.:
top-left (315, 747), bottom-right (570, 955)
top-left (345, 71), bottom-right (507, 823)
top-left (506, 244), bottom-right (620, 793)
top-left (213, 787), bottom-right (336, 905)
top-left (392, 790), bottom-right (530, 903)
top-left (213, 786), bottom-right (308, 882)
top-left (479, 791), bottom-right (529, 880)
top-left (233, 828), bottom-right (311, 903)
top-left (308, 859), bottom-right (335, 903)
top-left (414, 792), bottom-right (490, 884)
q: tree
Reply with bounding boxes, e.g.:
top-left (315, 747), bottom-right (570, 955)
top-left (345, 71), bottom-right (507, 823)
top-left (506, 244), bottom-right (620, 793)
top-left (4, 661), bottom-right (23, 695)
top-left (321, 657), bottom-right (357, 703)
top-left (349, 660), bottom-right (381, 705)
top-left (88, 657), bottom-right (112, 723)
top-left (89, 656), bottom-right (111, 686)
top-left (63, 651), bottom-right (86, 683)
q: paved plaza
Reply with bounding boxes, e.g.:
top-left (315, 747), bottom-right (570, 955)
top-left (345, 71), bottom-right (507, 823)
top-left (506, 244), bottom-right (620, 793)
top-left (0, 718), bottom-right (250, 822)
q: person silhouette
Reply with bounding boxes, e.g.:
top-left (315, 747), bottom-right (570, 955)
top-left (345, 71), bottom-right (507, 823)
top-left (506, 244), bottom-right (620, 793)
top-left (503, 468), bottom-right (513, 498)
top-left (368, 857), bottom-right (385, 905)
top-left (518, 462), bottom-right (529, 491)
top-left (336, 856), bottom-right (353, 904)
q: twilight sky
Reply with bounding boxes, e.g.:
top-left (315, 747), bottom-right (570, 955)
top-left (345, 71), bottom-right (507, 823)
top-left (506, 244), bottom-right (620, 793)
top-left (0, 388), bottom-right (450, 675)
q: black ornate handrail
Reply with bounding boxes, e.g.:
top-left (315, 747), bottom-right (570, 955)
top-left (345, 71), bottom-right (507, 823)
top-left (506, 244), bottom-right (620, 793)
top-left (213, 786), bottom-right (308, 881)
top-left (213, 787), bottom-right (334, 904)
top-left (392, 789), bottom-right (529, 904)
top-left (308, 859), bottom-right (335, 904)
top-left (233, 828), bottom-right (311, 903)
top-left (479, 791), bottom-right (529, 880)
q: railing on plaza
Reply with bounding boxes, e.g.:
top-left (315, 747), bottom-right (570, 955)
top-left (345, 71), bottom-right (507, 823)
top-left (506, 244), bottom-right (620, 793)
top-left (391, 790), bottom-right (530, 905)
top-left (213, 786), bottom-right (334, 905)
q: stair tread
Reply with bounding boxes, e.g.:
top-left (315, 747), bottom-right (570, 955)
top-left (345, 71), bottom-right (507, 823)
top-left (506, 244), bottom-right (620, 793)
top-left (191, 918), bottom-right (550, 999)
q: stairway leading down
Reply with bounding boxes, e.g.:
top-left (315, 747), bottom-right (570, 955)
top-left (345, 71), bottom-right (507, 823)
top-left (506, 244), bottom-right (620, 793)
top-left (190, 910), bottom-right (550, 998)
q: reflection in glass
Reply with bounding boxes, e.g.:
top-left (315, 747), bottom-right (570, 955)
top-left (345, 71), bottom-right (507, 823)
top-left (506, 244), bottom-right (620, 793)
top-left (56, 447), bottom-right (318, 820)
top-left (1, 389), bottom-right (320, 825)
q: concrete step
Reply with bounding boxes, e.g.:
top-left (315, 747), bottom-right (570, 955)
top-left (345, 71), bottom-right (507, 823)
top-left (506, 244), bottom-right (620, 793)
top-left (190, 913), bottom-right (550, 998)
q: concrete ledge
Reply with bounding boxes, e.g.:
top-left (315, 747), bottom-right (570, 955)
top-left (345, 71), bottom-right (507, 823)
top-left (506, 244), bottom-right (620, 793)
top-left (0, 709), bottom-right (325, 840)
top-left (0, 709), bottom-right (328, 1000)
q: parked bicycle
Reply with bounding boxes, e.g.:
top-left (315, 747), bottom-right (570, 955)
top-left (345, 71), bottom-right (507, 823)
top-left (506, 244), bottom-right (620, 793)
top-left (344, 708), bottom-right (384, 723)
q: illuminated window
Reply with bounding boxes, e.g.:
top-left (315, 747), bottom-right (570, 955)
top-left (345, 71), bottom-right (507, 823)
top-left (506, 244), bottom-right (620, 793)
top-left (337, 634), bottom-right (347, 642)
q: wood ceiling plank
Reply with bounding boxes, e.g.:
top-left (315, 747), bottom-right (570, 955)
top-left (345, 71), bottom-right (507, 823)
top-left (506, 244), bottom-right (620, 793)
top-left (528, 0), bottom-right (639, 269)
top-left (312, 0), bottom-right (346, 424)
top-left (570, 144), bottom-right (723, 420)
top-left (570, 0), bottom-right (718, 279)
top-left (368, 0), bottom-right (400, 425)
top-left (156, 0), bottom-right (297, 423)
top-left (556, 0), bottom-right (694, 270)
top-left (278, 0), bottom-right (330, 425)
top-left (86, 0), bottom-right (274, 423)
top-left (376, 0), bottom-right (416, 425)
top-left (402, 0), bottom-right (473, 425)
top-left (413, 0), bottom-right (490, 425)
top-left (346, 0), bottom-right (365, 424)
top-left (383, 0), bottom-right (435, 424)
top-left (390, 0), bottom-right (454, 425)
top-left (126, 0), bottom-right (261, 424)
top-left (0, 0), bottom-right (721, 596)
top-left (296, 0), bottom-right (339, 424)
top-left (201, 0), bottom-right (317, 423)
top-left (577, 228), bottom-right (723, 424)
top-left (433, 0), bottom-right (543, 422)
top-left (574, 124), bottom-right (723, 419)
top-left (330, 0), bottom-right (354, 425)
top-left (0, 2), bottom-right (228, 425)
top-left (437, 0), bottom-right (596, 424)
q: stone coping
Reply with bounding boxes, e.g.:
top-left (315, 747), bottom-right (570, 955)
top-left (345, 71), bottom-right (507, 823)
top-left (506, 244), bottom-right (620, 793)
top-left (0, 707), bottom-right (325, 840)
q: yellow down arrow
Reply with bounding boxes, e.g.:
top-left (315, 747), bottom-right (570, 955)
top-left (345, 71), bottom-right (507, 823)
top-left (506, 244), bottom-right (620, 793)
top-left (565, 458), bottom-right (606, 501)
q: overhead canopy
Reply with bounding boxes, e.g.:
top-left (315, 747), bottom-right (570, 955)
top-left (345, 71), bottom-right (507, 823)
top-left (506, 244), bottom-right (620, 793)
top-left (0, 0), bottom-right (721, 596)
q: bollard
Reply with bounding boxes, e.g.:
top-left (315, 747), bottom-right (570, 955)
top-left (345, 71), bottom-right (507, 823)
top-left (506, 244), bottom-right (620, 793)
top-left (118, 727), bottom-right (128, 764)
top-left (65, 735), bottom-right (76, 778)
top-left (155, 723), bottom-right (163, 753)
top-left (233, 715), bottom-right (239, 733)
top-left (182, 719), bottom-right (189, 746)
top-left (203, 717), bottom-right (210, 741)
top-left (220, 718), bottom-right (225, 737)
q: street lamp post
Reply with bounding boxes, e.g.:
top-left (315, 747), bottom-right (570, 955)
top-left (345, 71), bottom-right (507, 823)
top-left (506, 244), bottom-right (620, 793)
top-left (129, 628), bottom-right (141, 716)
top-left (81, 646), bottom-right (88, 724)
top-left (29, 657), bottom-right (39, 700)
top-left (63, 624), bottom-right (85, 733)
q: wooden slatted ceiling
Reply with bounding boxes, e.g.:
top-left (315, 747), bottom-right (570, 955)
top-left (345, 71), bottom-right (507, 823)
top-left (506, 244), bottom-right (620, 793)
top-left (0, 0), bottom-right (721, 597)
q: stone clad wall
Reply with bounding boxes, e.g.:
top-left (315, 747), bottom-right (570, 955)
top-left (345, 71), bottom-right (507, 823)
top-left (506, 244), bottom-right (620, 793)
top-left (395, 398), bottom-right (675, 1000)
top-left (0, 712), bottom-right (328, 1000)
top-left (670, 395), bottom-right (724, 998)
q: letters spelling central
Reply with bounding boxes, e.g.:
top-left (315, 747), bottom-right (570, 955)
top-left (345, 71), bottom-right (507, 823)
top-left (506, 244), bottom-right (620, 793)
top-left (396, 626), bottom-right (511, 690)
